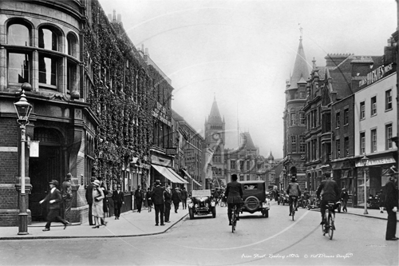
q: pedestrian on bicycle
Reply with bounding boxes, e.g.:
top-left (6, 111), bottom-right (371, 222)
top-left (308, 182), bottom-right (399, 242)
top-left (286, 175), bottom-right (301, 216)
top-left (316, 175), bottom-right (340, 225)
top-left (225, 174), bottom-right (243, 226)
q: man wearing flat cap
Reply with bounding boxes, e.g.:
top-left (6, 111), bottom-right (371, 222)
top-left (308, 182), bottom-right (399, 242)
top-left (40, 180), bottom-right (70, 231)
top-left (385, 167), bottom-right (398, 241)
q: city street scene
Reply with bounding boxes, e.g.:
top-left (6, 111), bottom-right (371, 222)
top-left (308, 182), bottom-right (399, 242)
top-left (0, 0), bottom-right (398, 266)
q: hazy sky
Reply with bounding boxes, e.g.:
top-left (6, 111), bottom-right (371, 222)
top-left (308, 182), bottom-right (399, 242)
top-left (99, 0), bottom-right (397, 159)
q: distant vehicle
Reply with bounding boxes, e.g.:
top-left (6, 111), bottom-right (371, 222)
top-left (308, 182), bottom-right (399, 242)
top-left (240, 180), bottom-right (270, 218)
top-left (187, 189), bottom-right (216, 219)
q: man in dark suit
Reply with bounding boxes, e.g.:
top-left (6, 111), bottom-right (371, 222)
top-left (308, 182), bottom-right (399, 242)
top-left (385, 167), bottom-right (398, 241)
top-left (39, 180), bottom-right (69, 231)
top-left (112, 184), bottom-right (124, 220)
top-left (225, 174), bottom-right (243, 225)
top-left (134, 185), bottom-right (144, 213)
top-left (85, 177), bottom-right (96, 225)
top-left (151, 180), bottom-right (165, 226)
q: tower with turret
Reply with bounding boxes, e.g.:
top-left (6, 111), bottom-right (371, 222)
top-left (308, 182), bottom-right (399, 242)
top-left (282, 31), bottom-right (310, 190)
top-left (204, 97), bottom-right (226, 188)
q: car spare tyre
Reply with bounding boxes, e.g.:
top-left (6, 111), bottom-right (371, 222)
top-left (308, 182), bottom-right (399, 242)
top-left (244, 196), bottom-right (260, 212)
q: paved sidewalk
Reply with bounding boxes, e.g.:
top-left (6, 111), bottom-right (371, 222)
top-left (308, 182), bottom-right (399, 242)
top-left (0, 207), bottom-right (188, 240)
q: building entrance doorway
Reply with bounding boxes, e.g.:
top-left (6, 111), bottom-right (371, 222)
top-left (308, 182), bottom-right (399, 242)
top-left (29, 128), bottom-right (64, 221)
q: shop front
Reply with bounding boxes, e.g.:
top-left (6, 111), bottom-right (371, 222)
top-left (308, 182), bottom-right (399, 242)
top-left (354, 154), bottom-right (396, 207)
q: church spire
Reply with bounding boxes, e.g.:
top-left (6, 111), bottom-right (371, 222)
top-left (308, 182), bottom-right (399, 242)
top-left (208, 97), bottom-right (223, 124)
top-left (288, 27), bottom-right (310, 90)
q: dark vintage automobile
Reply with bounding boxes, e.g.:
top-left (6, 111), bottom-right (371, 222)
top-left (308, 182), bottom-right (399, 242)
top-left (241, 180), bottom-right (270, 217)
top-left (187, 190), bottom-right (216, 219)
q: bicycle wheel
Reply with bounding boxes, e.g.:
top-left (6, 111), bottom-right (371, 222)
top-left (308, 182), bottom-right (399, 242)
top-left (328, 213), bottom-right (334, 240)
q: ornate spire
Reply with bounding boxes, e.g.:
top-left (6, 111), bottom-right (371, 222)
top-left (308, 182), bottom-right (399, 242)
top-left (208, 97), bottom-right (223, 124)
top-left (288, 27), bottom-right (310, 90)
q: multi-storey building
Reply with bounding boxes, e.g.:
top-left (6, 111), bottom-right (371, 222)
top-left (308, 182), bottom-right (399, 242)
top-left (0, 0), bottom-right (181, 226)
top-left (354, 38), bottom-right (397, 207)
top-left (172, 110), bottom-right (204, 192)
top-left (225, 132), bottom-right (259, 183)
top-left (283, 35), bottom-right (309, 190)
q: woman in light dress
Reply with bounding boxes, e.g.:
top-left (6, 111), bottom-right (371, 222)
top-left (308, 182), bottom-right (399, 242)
top-left (92, 180), bottom-right (107, 228)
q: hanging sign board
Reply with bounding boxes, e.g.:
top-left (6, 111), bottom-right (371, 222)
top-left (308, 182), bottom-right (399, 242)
top-left (29, 141), bottom-right (40, 157)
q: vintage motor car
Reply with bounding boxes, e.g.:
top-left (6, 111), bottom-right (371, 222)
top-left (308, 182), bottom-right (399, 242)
top-left (241, 180), bottom-right (270, 217)
top-left (188, 189), bottom-right (216, 219)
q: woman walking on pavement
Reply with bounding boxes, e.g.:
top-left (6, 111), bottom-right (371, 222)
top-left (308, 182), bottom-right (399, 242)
top-left (92, 180), bottom-right (107, 228)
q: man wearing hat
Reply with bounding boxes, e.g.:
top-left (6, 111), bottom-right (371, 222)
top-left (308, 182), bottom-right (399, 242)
top-left (39, 180), bottom-right (70, 231)
top-left (385, 167), bottom-right (398, 241)
top-left (286, 175), bottom-right (301, 216)
top-left (151, 180), bottom-right (165, 226)
top-left (340, 188), bottom-right (349, 212)
top-left (85, 177), bottom-right (96, 225)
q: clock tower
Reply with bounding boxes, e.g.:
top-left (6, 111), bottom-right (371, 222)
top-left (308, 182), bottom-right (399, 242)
top-left (204, 97), bottom-right (226, 188)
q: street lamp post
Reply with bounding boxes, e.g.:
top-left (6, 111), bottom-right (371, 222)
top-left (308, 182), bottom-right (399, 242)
top-left (14, 83), bottom-right (32, 235)
top-left (361, 154), bottom-right (369, 215)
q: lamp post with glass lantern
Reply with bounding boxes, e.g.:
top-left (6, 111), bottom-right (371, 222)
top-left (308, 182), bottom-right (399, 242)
top-left (14, 83), bottom-right (32, 235)
top-left (361, 154), bottom-right (369, 215)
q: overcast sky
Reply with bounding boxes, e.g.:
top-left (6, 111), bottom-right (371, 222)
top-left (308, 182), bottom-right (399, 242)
top-left (99, 0), bottom-right (397, 159)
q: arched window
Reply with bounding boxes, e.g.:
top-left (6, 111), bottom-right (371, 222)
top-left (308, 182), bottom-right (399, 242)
top-left (7, 22), bottom-right (32, 85)
top-left (66, 32), bottom-right (78, 57)
top-left (8, 23), bottom-right (30, 46)
top-left (39, 27), bottom-right (59, 51)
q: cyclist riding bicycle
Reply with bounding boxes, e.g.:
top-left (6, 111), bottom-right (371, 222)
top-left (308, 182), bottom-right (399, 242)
top-left (286, 176), bottom-right (301, 216)
top-left (225, 174), bottom-right (243, 226)
top-left (316, 175), bottom-right (340, 225)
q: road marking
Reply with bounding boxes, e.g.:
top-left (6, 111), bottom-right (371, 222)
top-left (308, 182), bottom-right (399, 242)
top-left (182, 210), bottom-right (311, 251)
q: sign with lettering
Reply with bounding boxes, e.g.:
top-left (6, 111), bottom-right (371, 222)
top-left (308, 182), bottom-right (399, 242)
top-left (359, 63), bottom-right (394, 87)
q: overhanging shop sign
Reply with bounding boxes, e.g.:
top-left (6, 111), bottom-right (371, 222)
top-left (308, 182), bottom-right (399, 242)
top-left (359, 63), bottom-right (394, 87)
top-left (355, 157), bottom-right (396, 167)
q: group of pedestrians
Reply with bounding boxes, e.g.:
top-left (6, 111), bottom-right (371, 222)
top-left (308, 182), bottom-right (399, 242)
top-left (148, 180), bottom-right (188, 226)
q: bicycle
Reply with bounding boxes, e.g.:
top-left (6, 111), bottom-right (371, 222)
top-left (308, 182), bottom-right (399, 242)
top-left (231, 205), bottom-right (239, 233)
top-left (289, 196), bottom-right (298, 221)
top-left (321, 202), bottom-right (336, 240)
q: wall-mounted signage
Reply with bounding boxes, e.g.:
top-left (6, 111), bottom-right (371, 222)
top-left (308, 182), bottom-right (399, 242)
top-left (359, 63), bottom-right (394, 87)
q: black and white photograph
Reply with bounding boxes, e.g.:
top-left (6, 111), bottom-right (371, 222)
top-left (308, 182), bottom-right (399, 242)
top-left (0, 0), bottom-right (398, 265)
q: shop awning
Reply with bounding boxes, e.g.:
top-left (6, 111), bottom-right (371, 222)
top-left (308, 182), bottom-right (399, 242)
top-left (181, 169), bottom-right (202, 186)
top-left (166, 167), bottom-right (188, 184)
top-left (152, 165), bottom-right (187, 184)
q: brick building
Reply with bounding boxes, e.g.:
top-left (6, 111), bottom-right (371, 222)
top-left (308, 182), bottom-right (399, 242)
top-left (0, 0), bottom-right (177, 226)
